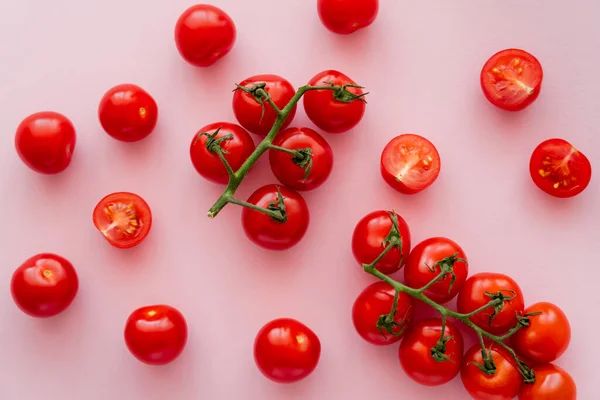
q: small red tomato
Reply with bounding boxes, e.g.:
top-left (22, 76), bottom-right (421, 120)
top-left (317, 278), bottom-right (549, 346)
top-left (481, 48), bottom-right (543, 111)
top-left (303, 70), bottom-right (366, 134)
top-left (242, 185), bottom-right (309, 251)
top-left (352, 210), bottom-right (411, 274)
top-left (317, 0), bottom-right (379, 35)
top-left (190, 122), bottom-right (255, 184)
top-left (124, 305), bottom-right (188, 365)
top-left (233, 74), bottom-right (297, 136)
top-left (174, 4), bottom-right (236, 67)
top-left (352, 281), bottom-right (413, 345)
top-left (399, 318), bottom-right (464, 386)
top-left (11, 253), bottom-right (78, 318)
top-left (519, 364), bottom-right (576, 400)
top-left (98, 84), bottom-right (158, 142)
top-left (529, 138), bottom-right (592, 198)
top-left (254, 318), bottom-right (321, 383)
top-left (15, 111), bottom-right (76, 174)
top-left (381, 134), bottom-right (441, 195)
top-left (269, 127), bottom-right (334, 191)
top-left (93, 192), bottom-right (152, 249)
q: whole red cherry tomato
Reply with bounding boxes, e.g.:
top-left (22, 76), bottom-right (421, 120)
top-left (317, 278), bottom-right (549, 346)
top-left (190, 122), bottom-right (255, 184)
top-left (399, 318), bottom-right (464, 386)
top-left (303, 70), bottom-right (366, 134)
top-left (519, 364), bottom-right (576, 400)
top-left (457, 272), bottom-right (524, 335)
top-left (15, 111), bottom-right (76, 174)
top-left (352, 210), bottom-right (411, 274)
top-left (124, 305), bottom-right (188, 365)
top-left (481, 48), bottom-right (543, 111)
top-left (352, 281), bottom-right (413, 345)
top-left (174, 4), bottom-right (236, 67)
top-left (254, 318), bottom-right (321, 383)
top-left (529, 138), bottom-right (592, 198)
top-left (317, 0), bottom-right (379, 35)
top-left (93, 192), bottom-right (152, 249)
top-left (11, 253), bottom-right (78, 318)
top-left (404, 237), bottom-right (468, 304)
top-left (269, 127), bottom-right (333, 191)
top-left (242, 184), bottom-right (309, 250)
top-left (233, 74), bottom-right (296, 136)
top-left (98, 83), bottom-right (158, 142)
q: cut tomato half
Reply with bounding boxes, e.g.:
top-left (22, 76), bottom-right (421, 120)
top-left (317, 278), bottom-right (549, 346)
top-left (93, 192), bottom-right (152, 248)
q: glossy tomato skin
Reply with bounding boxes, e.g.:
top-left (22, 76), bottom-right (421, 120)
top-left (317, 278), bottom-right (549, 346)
top-left (242, 185), bottom-right (309, 251)
top-left (269, 127), bottom-right (333, 191)
top-left (15, 111), bottom-right (76, 174)
top-left (399, 318), bottom-right (464, 386)
top-left (98, 84), bottom-right (158, 142)
top-left (404, 237), bottom-right (468, 304)
top-left (518, 364), bottom-right (576, 400)
top-left (124, 305), bottom-right (188, 365)
top-left (190, 122), bottom-right (255, 184)
top-left (11, 253), bottom-right (78, 318)
top-left (481, 48), bottom-right (543, 111)
top-left (303, 70), bottom-right (365, 134)
top-left (529, 138), bottom-right (592, 198)
top-left (352, 210), bottom-right (411, 274)
top-left (317, 0), bottom-right (379, 35)
top-left (233, 74), bottom-right (296, 136)
top-left (254, 318), bottom-right (321, 383)
top-left (174, 4), bottom-right (236, 67)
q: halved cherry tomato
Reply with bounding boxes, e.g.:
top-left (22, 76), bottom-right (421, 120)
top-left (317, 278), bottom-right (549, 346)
top-left (93, 192), bottom-right (152, 249)
top-left (317, 0), bottom-right (379, 35)
top-left (519, 364), bottom-right (576, 400)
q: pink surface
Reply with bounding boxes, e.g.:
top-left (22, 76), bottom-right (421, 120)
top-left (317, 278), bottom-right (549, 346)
top-left (0, 1), bottom-right (598, 399)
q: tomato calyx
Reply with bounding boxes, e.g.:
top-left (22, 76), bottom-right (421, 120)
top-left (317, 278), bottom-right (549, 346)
top-left (322, 81), bottom-right (368, 103)
top-left (266, 187), bottom-right (288, 223)
top-left (376, 290), bottom-right (411, 338)
top-left (424, 253), bottom-right (467, 294)
top-left (362, 210), bottom-right (404, 274)
top-left (194, 127), bottom-right (234, 154)
top-left (469, 348), bottom-right (499, 376)
top-left (516, 311), bottom-right (543, 328)
top-left (483, 290), bottom-right (517, 326)
top-left (235, 82), bottom-right (273, 122)
top-left (292, 148), bottom-right (313, 181)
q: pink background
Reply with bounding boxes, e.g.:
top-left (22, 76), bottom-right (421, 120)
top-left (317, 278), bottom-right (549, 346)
top-left (1, 1), bottom-right (598, 399)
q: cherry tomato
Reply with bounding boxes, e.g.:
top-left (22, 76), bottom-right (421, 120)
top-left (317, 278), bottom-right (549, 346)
top-left (457, 272), bottom-right (525, 335)
top-left (303, 70), bottom-right (366, 134)
top-left (233, 74), bottom-right (296, 136)
top-left (11, 253), bottom-right (78, 318)
top-left (519, 364), bottom-right (576, 400)
top-left (254, 318), bottom-right (321, 383)
top-left (124, 305), bottom-right (188, 365)
top-left (269, 127), bottom-right (333, 191)
top-left (399, 318), bottom-right (464, 386)
top-left (190, 122), bottom-right (255, 184)
top-left (404, 237), bottom-right (468, 304)
top-left (529, 138), bottom-right (592, 198)
top-left (481, 48), bottom-right (543, 111)
top-left (317, 0), bottom-right (379, 35)
top-left (98, 84), bottom-right (158, 142)
top-left (352, 281), bottom-right (413, 346)
top-left (174, 4), bottom-right (236, 67)
top-left (352, 210), bottom-right (411, 274)
top-left (15, 111), bottom-right (76, 174)
top-left (241, 185), bottom-right (309, 251)
top-left (380, 134), bottom-right (441, 194)
top-left (93, 192), bottom-right (152, 249)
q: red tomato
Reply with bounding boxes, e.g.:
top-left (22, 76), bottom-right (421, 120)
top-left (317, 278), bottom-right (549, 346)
top-left (399, 318), bottom-right (464, 386)
top-left (303, 70), bottom-right (366, 134)
top-left (241, 185), bottom-right (309, 250)
top-left (352, 210), bottom-right (411, 274)
top-left (124, 305), bottom-right (188, 365)
top-left (480, 48), bottom-right (543, 111)
top-left (93, 192), bottom-right (152, 249)
top-left (233, 74), bottom-right (297, 136)
top-left (352, 281), bottom-right (413, 345)
top-left (317, 0), bottom-right (379, 35)
top-left (269, 127), bottom-right (334, 191)
top-left (15, 111), bottom-right (76, 174)
top-left (457, 272), bottom-right (525, 335)
top-left (190, 122), bottom-right (255, 184)
top-left (512, 302), bottom-right (571, 364)
top-left (11, 253), bottom-right (78, 318)
top-left (254, 318), bottom-right (321, 383)
top-left (98, 84), bottom-right (158, 142)
top-left (519, 364), bottom-right (576, 400)
top-left (404, 237), bottom-right (468, 304)
top-left (174, 4), bottom-right (236, 67)
top-left (529, 138), bottom-right (592, 198)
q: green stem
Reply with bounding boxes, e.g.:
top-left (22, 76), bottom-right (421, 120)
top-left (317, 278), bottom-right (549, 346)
top-left (226, 197), bottom-right (285, 221)
top-left (417, 269), bottom-right (446, 293)
top-left (214, 148), bottom-right (234, 178)
top-left (268, 144), bottom-right (302, 157)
